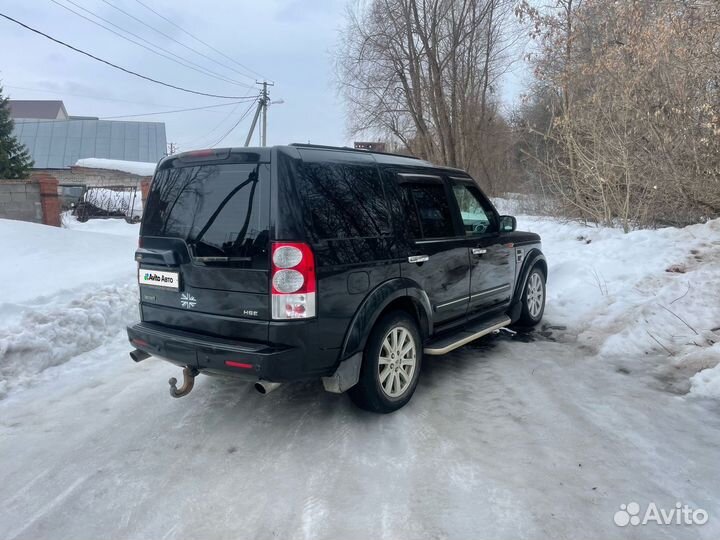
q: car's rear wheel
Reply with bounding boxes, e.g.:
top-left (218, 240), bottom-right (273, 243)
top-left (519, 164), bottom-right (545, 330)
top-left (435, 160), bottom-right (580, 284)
top-left (348, 311), bottom-right (422, 413)
top-left (517, 266), bottom-right (546, 326)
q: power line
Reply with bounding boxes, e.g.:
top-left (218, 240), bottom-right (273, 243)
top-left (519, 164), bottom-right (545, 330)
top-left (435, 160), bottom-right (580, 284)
top-left (101, 0), bottom-right (262, 83)
top-left (8, 98), bottom-right (260, 125)
top-left (132, 0), bottom-right (272, 83)
top-left (179, 101), bottom-right (247, 148)
top-left (47, 0), bottom-right (255, 90)
top-left (100, 99), bottom-right (257, 119)
top-left (0, 12), bottom-right (252, 99)
top-left (210, 101), bottom-right (258, 148)
top-left (4, 84), bottom-right (191, 108)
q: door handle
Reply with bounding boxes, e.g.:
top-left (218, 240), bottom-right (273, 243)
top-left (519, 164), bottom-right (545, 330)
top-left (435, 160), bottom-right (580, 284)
top-left (472, 248), bottom-right (487, 256)
top-left (408, 254), bottom-right (429, 263)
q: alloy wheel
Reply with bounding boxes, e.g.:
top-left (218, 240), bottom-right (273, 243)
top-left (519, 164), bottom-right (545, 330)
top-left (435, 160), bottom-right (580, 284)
top-left (526, 272), bottom-right (544, 319)
top-left (378, 326), bottom-right (417, 398)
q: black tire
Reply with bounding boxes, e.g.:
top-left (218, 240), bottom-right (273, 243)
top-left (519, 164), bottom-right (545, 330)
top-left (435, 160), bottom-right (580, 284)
top-left (517, 266), bottom-right (546, 326)
top-left (348, 311), bottom-right (423, 413)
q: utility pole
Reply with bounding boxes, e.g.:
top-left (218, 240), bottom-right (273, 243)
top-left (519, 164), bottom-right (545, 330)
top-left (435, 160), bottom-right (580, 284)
top-left (261, 81), bottom-right (270, 146)
top-left (166, 142), bottom-right (178, 155)
top-left (244, 81), bottom-right (274, 147)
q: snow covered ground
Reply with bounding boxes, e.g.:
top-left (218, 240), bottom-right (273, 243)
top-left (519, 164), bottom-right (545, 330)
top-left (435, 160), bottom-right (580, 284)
top-left (1, 216), bottom-right (719, 539)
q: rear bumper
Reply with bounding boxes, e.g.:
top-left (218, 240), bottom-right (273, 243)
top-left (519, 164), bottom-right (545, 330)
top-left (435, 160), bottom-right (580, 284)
top-left (127, 322), bottom-right (321, 382)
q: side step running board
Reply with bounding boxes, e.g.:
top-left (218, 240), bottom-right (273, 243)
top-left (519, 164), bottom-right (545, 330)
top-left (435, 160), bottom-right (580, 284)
top-left (424, 316), bottom-right (511, 355)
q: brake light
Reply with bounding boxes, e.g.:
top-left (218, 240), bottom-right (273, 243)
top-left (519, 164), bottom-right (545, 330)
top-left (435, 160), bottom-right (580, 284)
top-left (187, 149), bottom-right (215, 158)
top-left (270, 242), bottom-right (316, 319)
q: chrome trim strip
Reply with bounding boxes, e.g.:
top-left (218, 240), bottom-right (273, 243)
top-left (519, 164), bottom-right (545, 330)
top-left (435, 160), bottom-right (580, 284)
top-left (398, 173), bottom-right (443, 179)
top-left (415, 237), bottom-right (464, 244)
top-left (436, 296), bottom-right (470, 309)
top-left (470, 283), bottom-right (511, 300)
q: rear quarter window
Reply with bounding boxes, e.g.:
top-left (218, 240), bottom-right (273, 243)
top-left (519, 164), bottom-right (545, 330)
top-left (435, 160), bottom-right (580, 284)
top-left (294, 150), bottom-right (391, 240)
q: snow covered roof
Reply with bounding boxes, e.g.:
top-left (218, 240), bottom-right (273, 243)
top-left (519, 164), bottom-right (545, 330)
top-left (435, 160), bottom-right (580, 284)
top-left (74, 158), bottom-right (157, 176)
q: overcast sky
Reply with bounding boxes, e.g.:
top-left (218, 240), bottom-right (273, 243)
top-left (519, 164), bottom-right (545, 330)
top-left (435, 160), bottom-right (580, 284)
top-left (0, 0), bottom-right (527, 154)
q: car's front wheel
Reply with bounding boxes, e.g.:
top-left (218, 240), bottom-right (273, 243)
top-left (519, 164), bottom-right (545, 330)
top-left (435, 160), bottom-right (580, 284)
top-left (348, 311), bottom-right (422, 413)
top-left (517, 266), bottom-right (546, 326)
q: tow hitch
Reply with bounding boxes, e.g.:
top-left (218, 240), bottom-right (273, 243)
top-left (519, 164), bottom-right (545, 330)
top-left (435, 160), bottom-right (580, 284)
top-left (169, 367), bottom-right (199, 398)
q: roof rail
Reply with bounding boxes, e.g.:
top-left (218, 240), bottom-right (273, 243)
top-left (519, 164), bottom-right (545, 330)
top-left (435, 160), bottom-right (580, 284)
top-left (289, 142), bottom-right (423, 160)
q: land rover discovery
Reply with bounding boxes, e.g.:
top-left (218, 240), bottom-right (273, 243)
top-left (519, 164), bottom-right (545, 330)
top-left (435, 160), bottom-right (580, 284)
top-left (127, 144), bottom-right (547, 413)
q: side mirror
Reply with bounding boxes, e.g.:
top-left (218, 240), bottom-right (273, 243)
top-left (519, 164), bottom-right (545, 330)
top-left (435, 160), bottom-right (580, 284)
top-left (500, 215), bottom-right (516, 233)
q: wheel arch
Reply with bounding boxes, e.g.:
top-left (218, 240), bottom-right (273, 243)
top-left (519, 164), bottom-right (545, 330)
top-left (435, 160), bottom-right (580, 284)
top-left (339, 277), bottom-right (432, 361)
top-left (509, 248), bottom-right (547, 322)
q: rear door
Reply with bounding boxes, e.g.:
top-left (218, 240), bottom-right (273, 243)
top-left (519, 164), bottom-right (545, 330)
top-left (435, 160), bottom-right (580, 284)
top-left (138, 152), bottom-right (271, 340)
top-left (448, 178), bottom-right (514, 317)
top-left (387, 170), bottom-right (471, 325)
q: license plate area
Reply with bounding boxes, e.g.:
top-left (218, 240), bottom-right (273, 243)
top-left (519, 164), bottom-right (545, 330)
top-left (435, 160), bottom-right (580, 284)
top-left (138, 268), bottom-right (180, 291)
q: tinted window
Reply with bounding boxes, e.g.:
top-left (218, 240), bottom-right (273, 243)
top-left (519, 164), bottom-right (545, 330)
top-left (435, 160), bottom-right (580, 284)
top-left (295, 157), bottom-right (390, 240)
top-left (402, 182), bottom-right (455, 239)
top-left (142, 163), bottom-right (267, 259)
top-left (452, 183), bottom-right (497, 234)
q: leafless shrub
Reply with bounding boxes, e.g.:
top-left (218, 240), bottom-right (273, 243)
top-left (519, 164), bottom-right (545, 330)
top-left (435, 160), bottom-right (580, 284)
top-left (516, 0), bottom-right (720, 230)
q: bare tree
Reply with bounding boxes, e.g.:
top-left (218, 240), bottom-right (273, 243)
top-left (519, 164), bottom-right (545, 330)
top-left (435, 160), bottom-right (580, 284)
top-left (336, 0), bottom-right (520, 193)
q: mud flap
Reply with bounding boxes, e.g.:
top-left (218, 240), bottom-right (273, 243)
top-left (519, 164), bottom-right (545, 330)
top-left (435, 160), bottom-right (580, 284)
top-left (321, 352), bottom-right (362, 394)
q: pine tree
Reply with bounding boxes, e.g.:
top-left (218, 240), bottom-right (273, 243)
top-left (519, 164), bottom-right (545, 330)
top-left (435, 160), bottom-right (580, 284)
top-left (0, 85), bottom-right (33, 179)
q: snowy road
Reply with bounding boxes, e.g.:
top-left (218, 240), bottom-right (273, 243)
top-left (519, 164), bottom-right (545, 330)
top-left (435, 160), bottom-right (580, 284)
top-left (1, 329), bottom-right (719, 540)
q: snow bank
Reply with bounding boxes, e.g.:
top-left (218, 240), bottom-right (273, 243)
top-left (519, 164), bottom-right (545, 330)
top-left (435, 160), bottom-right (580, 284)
top-left (0, 219), bottom-right (140, 397)
top-left (75, 158), bottom-right (157, 176)
top-left (0, 285), bottom-right (138, 398)
top-left (688, 344), bottom-right (720, 398)
top-left (0, 218), bottom-right (137, 307)
top-left (519, 215), bottom-right (720, 397)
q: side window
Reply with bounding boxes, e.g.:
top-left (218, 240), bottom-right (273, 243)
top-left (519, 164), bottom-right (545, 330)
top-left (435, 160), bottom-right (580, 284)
top-left (295, 156), bottom-right (391, 240)
top-left (452, 183), bottom-right (498, 235)
top-left (400, 181), bottom-right (455, 239)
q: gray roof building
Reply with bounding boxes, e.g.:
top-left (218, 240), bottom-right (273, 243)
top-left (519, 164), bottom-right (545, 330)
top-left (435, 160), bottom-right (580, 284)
top-left (14, 119), bottom-right (167, 169)
top-left (9, 100), bottom-right (167, 169)
top-left (8, 100), bottom-right (69, 120)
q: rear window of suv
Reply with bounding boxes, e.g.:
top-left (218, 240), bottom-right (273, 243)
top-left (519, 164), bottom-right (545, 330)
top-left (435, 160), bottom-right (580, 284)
top-left (142, 162), bottom-right (268, 259)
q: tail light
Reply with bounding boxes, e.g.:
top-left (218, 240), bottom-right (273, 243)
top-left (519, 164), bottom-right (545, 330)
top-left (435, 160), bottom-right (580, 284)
top-left (271, 242), bottom-right (316, 319)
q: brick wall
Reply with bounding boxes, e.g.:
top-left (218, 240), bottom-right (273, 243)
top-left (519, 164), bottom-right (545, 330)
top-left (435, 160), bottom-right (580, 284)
top-left (0, 180), bottom-right (43, 223)
top-left (2, 167), bottom-right (152, 227)
top-left (0, 174), bottom-right (61, 227)
top-left (31, 173), bottom-right (61, 227)
top-left (45, 167), bottom-right (151, 188)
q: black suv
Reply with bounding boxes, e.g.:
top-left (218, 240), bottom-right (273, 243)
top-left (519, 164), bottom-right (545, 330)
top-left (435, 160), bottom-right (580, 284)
top-left (127, 144), bottom-right (546, 413)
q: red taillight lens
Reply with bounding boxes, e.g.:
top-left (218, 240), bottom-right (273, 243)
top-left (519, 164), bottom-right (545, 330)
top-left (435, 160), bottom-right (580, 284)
top-left (270, 242), bottom-right (316, 319)
top-left (225, 361), bottom-right (253, 369)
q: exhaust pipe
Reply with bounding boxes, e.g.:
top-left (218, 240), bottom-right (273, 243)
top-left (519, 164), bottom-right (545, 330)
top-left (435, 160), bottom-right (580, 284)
top-left (130, 349), bottom-right (151, 363)
top-left (254, 381), bottom-right (282, 395)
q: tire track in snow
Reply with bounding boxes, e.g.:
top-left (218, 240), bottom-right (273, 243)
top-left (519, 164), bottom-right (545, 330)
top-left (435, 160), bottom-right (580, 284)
top-left (5, 475), bottom-right (87, 540)
top-left (0, 283), bottom-right (138, 398)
